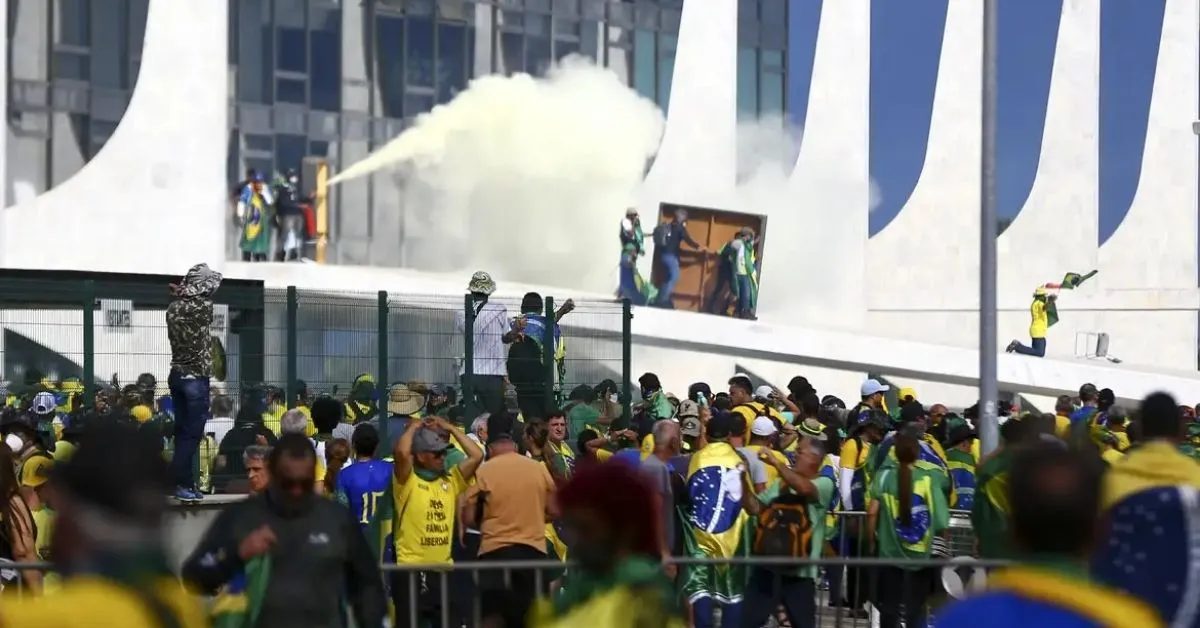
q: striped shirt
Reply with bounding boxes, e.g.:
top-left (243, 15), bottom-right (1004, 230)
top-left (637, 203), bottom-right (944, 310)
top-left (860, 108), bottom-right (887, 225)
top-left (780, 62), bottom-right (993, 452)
top-left (454, 300), bottom-right (511, 376)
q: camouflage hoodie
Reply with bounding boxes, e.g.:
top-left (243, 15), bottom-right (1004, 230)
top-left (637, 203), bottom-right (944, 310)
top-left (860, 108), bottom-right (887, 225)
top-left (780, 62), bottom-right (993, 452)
top-left (166, 263), bottom-right (223, 377)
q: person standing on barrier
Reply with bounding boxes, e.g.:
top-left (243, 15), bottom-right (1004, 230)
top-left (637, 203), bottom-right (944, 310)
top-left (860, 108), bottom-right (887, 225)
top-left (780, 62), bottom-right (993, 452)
top-left (165, 262), bottom-right (222, 504)
top-left (866, 425), bottom-right (949, 628)
top-left (936, 442), bottom-right (1164, 628)
top-left (0, 422), bottom-right (206, 627)
top-left (737, 431), bottom-right (833, 628)
top-left (391, 416), bottom-right (483, 628)
top-left (463, 413), bottom-right (558, 627)
top-left (455, 271), bottom-right (511, 418)
top-left (182, 433), bottom-right (387, 628)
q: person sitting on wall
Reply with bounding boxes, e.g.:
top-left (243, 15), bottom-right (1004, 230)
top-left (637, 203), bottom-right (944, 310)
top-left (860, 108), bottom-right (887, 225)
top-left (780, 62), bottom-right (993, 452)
top-left (1005, 286), bottom-right (1055, 358)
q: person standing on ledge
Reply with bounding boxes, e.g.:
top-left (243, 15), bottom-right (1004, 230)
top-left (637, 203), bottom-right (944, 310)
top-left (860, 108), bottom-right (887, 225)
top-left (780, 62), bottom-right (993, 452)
top-left (166, 262), bottom-right (222, 503)
top-left (1006, 286), bottom-right (1055, 358)
top-left (652, 208), bottom-right (706, 308)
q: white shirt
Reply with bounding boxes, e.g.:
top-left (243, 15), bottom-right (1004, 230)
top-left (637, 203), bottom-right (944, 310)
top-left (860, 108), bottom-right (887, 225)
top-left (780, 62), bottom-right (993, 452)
top-left (207, 417), bottom-right (235, 446)
top-left (453, 300), bottom-right (511, 377)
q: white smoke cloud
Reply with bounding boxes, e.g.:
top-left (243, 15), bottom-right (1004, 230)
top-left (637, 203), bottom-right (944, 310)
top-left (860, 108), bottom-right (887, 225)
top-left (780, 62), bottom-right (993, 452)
top-left (328, 55), bottom-right (665, 293)
top-left (732, 114), bottom-right (883, 322)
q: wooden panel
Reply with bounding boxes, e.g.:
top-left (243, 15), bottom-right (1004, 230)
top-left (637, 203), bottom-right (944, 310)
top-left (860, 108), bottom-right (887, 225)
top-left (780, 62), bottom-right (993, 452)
top-left (649, 202), bottom-right (765, 313)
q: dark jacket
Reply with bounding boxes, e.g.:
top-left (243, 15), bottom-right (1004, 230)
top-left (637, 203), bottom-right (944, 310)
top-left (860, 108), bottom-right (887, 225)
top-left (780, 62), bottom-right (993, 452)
top-left (166, 264), bottom-right (222, 378)
top-left (182, 493), bottom-right (387, 628)
top-left (653, 221), bottom-right (701, 256)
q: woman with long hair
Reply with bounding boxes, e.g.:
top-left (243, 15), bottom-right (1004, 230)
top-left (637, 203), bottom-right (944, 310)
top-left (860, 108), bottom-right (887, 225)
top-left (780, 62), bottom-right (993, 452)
top-left (0, 442), bottom-right (39, 595)
top-left (867, 426), bottom-right (949, 628)
top-left (321, 438), bottom-right (351, 496)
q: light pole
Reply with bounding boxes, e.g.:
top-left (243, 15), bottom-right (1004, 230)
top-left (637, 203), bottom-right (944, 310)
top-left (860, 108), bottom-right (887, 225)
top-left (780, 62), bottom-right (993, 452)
top-left (979, 0), bottom-right (1000, 454)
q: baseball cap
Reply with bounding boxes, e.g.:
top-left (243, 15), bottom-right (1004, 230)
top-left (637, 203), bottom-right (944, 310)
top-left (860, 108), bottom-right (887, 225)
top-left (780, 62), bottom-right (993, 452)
top-left (680, 414), bottom-right (702, 438)
top-left (411, 426), bottom-right (451, 454)
top-left (753, 385), bottom-right (774, 401)
top-left (750, 416), bottom-right (778, 436)
top-left (860, 379), bottom-right (889, 397)
top-left (428, 383), bottom-right (448, 397)
top-left (21, 455), bottom-right (53, 488)
top-left (677, 399), bottom-right (700, 419)
top-left (30, 392), bottom-right (56, 416)
top-left (706, 411), bottom-right (735, 439)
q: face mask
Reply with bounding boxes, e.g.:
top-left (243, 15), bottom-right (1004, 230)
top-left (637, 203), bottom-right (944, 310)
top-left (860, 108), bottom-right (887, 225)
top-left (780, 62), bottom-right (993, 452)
top-left (609, 393), bottom-right (618, 404)
top-left (4, 433), bottom-right (24, 453)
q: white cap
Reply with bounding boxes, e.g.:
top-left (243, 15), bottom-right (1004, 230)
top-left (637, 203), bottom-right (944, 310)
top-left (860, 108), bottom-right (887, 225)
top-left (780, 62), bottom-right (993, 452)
top-left (860, 379), bottom-right (889, 397)
top-left (751, 416), bottom-right (778, 436)
top-left (30, 392), bottom-right (56, 415)
top-left (753, 385), bottom-right (774, 400)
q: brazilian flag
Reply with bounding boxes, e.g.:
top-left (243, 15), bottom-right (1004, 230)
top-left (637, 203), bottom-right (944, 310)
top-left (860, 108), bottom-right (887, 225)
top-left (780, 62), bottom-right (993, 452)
top-left (1046, 269), bottom-right (1098, 327)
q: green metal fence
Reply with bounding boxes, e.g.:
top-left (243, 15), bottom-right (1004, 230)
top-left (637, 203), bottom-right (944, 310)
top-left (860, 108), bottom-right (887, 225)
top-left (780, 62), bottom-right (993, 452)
top-left (0, 273), bottom-right (633, 428)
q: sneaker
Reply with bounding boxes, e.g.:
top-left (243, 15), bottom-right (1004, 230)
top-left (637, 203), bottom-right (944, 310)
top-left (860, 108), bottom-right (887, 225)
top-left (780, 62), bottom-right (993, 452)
top-left (1005, 340), bottom-right (1019, 353)
top-left (172, 487), bottom-right (201, 504)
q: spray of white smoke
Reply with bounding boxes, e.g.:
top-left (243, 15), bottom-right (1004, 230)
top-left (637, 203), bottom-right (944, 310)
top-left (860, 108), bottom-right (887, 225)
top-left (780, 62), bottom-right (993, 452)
top-left (328, 55), bottom-right (664, 293)
top-left (733, 114), bottom-right (883, 323)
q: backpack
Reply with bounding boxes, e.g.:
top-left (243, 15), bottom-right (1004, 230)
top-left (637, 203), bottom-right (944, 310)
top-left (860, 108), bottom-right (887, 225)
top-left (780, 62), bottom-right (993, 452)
top-left (753, 492), bottom-right (815, 560)
top-left (653, 223), bottom-right (669, 248)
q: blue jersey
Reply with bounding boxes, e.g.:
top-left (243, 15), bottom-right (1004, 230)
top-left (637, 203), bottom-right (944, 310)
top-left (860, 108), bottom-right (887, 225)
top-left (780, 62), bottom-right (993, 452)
top-left (336, 459), bottom-right (394, 533)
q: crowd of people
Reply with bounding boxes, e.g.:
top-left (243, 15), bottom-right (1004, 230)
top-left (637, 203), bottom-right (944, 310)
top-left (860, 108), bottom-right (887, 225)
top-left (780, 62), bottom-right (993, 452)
top-left (230, 168), bottom-right (318, 263)
top-left (0, 263), bottom-right (1198, 628)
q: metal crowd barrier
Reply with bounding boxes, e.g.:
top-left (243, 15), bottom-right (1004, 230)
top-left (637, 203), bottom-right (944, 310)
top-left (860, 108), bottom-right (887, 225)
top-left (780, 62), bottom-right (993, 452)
top-left (0, 511), bottom-right (992, 628)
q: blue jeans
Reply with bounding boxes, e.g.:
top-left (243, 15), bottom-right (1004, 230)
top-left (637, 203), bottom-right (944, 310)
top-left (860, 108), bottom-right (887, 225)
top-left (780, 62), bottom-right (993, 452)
top-left (168, 369), bottom-right (210, 490)
top-left (619, 258), bottom-right (646, 305)
top-left (1013, 337), bottom-right (1046, 357)
top-left (658, 253), bottom-right (680, 305)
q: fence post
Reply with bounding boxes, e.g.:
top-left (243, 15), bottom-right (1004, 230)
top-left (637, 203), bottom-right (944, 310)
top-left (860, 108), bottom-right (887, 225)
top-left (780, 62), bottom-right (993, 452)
top-left (81, 280), bottom-right (96, 408)
top-left (285, 286), bottom-right (298, 409)
top-left (543, 296), bottom-right (555, 416)
top-left (377, 290), bottom-right (390, 457)
top-left (462, 293), bottom-right (475, 417)
top-left (622, 297), bottom-right (632, 422)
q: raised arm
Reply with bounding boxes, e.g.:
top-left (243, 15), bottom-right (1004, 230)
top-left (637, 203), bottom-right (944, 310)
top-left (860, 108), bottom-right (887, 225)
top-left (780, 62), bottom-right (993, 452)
top-left (392, 420), bottom-right (419, 484)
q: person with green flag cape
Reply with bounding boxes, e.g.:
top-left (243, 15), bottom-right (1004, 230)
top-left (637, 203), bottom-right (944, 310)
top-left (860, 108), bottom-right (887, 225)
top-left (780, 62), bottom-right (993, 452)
top-left (707, 227), bottom-right (758, 318)
top-left (618, 208), bottom-right (657, 305)
top-left (1006, 270), bottom-right (1097, 358)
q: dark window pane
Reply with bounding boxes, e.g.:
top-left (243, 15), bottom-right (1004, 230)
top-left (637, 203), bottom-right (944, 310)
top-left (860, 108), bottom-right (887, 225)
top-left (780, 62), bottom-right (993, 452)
top-left (310, 22), bottom-right (341, 111)
top-left (55, 0), bottom-right (91, 47)
top-left (275, 134), bottom-right (307, 174)
top-left (127, 0), bottom-right (148, 53)
top-left (277, 77), bottom-right (308, 104)
top-left (52, 51), bottom-right (90, 81)
top-left (90, 120), bottom-right (119, 155)
top-left (737, 47), bottom-right (758, 116)
top-left (738, 0), bottom-right (758, 24)
top-left (760, 69), bottom-right (783, 115)
top-left (633, 30), bottom-right (655, 101)
top-left (376, 15), bottom-right (405, 118)
top-left (310, 140), bottom-right (330, 158)
top-left (437, 23), bottom-right (467, 104)
top-left (525, 13), bottom-right (549, 37)
top-left (657, 34), bottom-right (675, 110)
top-left (555, 39), bottom-right (579, 62)
top-left (404, 92), bottom-right (435, 119)
top-left (406, 16), bottom-right (435, 87)
top-left (527, 35), bottom-right (551, 75)
top-left (277, 28), bottom-right (307, 73)
top-left (501, 31), bottom-right (524, 75)
top-left (553, 17), bottom-right (580, 38)
top-left (233, 0), bottom-right (271, 103)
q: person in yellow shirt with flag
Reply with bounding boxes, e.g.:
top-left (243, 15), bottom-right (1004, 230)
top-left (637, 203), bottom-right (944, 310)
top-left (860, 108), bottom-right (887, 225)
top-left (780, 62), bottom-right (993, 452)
top-left (1093, 391), bottom-right (1200, 626)
top-left (1006, 286), bottom-right (1054, 357)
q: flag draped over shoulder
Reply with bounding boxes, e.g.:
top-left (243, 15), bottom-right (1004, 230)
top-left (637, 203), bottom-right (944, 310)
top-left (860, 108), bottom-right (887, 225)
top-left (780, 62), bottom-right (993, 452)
top-left (678, 442), bottom-right (749, 604)
top-left (683, 443), bottom-right (748, 559)
top-left (211, 555), bottom-right (272, 628)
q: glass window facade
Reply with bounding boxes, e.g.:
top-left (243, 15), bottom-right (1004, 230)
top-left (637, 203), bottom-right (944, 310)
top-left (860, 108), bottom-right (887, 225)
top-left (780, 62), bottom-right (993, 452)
top-left (7, 1), bottom-right (787, 264)
top-left (6, 0), bottom-right (149, 204)
top-left (737, 0), bottom-right (788, 119)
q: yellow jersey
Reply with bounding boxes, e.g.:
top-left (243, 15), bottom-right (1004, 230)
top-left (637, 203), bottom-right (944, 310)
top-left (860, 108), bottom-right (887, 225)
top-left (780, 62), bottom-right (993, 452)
top-left (32, 508), bottom-right (60, 594)
top-left (393, 467), bottom-right (469, 564)
top-left (0, 575), bottom-right (207, 628)
top-left (1029, 299), bottom-right (1048, 338)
